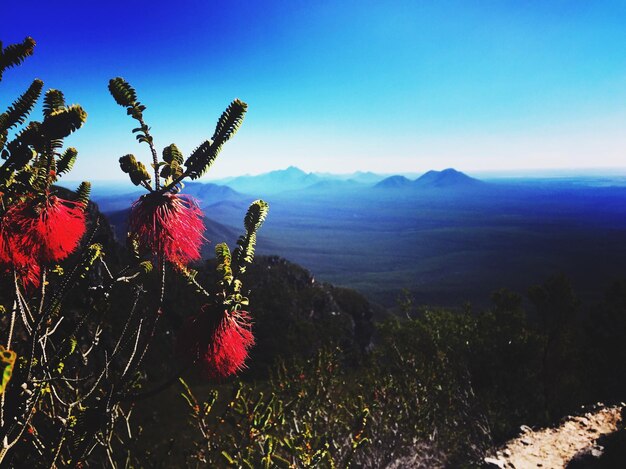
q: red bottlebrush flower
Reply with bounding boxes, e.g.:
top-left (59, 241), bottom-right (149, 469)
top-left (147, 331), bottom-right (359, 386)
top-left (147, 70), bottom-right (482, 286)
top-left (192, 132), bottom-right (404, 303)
top-left (0, 221), bottom-right (10, 266)
top-left (178, 305), bottom-right (254, 379)
top-left (11, 250), bottom-right (41, 290)
top-left (129, 193), bottom-right (205, 265)
top-left (0, 217), bottom-right (41, 289)
top-left (9, 196), bottom-right (86, 264)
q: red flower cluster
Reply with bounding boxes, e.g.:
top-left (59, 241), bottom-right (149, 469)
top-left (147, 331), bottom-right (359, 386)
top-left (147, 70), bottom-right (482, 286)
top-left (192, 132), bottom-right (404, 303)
top-left (179, 305), bottom-right (254, 379)
top-left (0, 195), bottom-right (86, 288)
top-left (129, 193), bottom-right (205, 265)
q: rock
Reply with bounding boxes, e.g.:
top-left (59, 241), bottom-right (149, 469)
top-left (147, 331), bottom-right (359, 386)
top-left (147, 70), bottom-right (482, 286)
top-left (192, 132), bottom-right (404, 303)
top-left (520, 425), bottom-right (532, 433)
top-left (484, 456), bottom-right (506, 468)
top-left (590, 445), bottom-right (604, 458)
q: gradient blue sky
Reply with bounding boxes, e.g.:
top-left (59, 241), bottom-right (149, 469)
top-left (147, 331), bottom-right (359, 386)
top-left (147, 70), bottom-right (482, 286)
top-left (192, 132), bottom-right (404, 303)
top-left (2, 1), bottom-right (626, 180)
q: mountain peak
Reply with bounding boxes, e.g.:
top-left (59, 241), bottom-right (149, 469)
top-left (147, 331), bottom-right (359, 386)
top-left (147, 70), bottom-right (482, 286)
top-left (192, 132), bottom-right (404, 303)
top-left (414, 168), bottom-right (482, 188)
top-left (220, 166), bottom-right (320, 195)
top-left (374, 175), bottom-right (412, 188)
top-left (281, 166), bottom-right (306, 175)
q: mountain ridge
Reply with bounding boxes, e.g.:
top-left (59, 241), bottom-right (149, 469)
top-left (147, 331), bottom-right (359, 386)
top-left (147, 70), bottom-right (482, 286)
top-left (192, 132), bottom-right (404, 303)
top-left (374, 168), bottom-right (482, 189)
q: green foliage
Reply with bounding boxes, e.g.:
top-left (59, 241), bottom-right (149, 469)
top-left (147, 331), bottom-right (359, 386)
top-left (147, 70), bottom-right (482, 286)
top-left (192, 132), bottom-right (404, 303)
top-left (0, 37), bottom-right (36, 80)
top-left (0, 79), bottom-right (43, 135)
top-left (244, 199), bottom-right (269, 234)
top-left (41, 104), bottom-right (87, 140)
top-left (215, 242), bottom-right (233, 284)
top-left (119, 154), bottom-right (151, 186)
top-left (234, 200), bottom-right (269, 274)
top-left (139, 260), bottom-right (153, 274)
top-left (160, 143), bottom-right (184, 182)
top-left (108, 77), bottom-right (139, 109)
top-left (109, 80), bottom-right (248, 194)
top-left (210, 201), bottom-right (269, 312)
top-left (0, 37), bottom-right (88, 200)
top-left (57, 147), bottom-right (78, 175)
top-left (184, 99), bottom-right (248, 180)
top-left (108, 78), bottom-right (155, 180)
top-left (76, 181), bottom-right (91, 207)
top-left (179, 349), bottom-right (370, 468)
top-left (43, 89), bottom-right (66, 118)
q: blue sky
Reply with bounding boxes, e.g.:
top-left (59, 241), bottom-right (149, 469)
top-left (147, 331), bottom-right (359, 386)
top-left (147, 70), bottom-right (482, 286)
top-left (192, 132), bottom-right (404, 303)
top-left (2, 1), bottom-right (626, 179)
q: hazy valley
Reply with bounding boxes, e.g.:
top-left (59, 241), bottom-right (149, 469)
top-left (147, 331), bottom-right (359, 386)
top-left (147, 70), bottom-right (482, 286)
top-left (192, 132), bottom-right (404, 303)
top-left (90, 167), bottom-right (626, 308)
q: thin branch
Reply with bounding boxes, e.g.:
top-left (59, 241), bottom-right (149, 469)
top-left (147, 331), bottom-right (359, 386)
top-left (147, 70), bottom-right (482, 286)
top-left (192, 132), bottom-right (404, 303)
top-left (121, 319), bottom-right (143, 379)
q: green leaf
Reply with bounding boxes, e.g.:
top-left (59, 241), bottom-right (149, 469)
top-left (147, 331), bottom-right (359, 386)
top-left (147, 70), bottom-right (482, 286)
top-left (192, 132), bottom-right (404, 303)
top-left (57, 147), bottom-right (78, 175)
top-left (221, 451), bottom-right (236, 465)
top-left (43, 89), bottom-right (65, 118)
top-left (76, 181), bottom-right (91, 208)
top-left (41, 104), bottom-right (87, 139)
top-left (0, 37), bottom-right (36, 80)
top-left (162, 143), bottom-right (184, 164)
top-left (0, 79), bottom-right (43, 133)
top-left (108, 77), bottom-right (138, 107)
top-left (184, 99), bottom-right (248, 180)
top-left (212, 98), bottom-right (248, 143)
top-left (244, 199), bottom-right (269, 234)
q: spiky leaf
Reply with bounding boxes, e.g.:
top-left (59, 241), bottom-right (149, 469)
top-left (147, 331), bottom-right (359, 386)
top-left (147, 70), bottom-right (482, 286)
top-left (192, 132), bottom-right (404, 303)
top-left (43, 89), bottom-right (66, 118)
top-left (57, 147), bottom-right (78, 175)
top-left (42, 105), bottom-right (87, 139)
top-left (162, 143), bottom-right (184, 164)
top-left (139, 261), bottom-right (153, 273)
top-left (0, 145), bottom-right (36, 186)
top-left (0, 37), bottom-right (36, 80)
top-left (184, 140), bottom-right (215, 180)
top-left (76, 181), bottom-right (91, 208)
top-left (119, 154), bottom-right (137, 173)
top-left (244, 200), bottom-right (269, 233)
top-left (233, 201), bottom-right (269, 272)
top-left (215, 243), bottom-right (233, 284)
top-left (108, 77), bottom-right (137, 107)
top-left (0, 79), bottom-right (43, 133)
top-left (212, 99), bottom-right (248, 143)
top-left (119, 154), bottom-right (151, 186)
top-left (184, 99), bottom-right (248, 180)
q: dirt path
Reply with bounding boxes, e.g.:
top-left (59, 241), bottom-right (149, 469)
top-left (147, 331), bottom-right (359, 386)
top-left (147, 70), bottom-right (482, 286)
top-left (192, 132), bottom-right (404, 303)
top-left (484, 405), bottom-right (624, 468)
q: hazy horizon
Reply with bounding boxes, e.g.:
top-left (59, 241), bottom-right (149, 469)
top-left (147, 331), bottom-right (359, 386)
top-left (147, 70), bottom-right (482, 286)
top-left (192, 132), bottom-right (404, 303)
top-left (61, 165), bottom-right (626, 186)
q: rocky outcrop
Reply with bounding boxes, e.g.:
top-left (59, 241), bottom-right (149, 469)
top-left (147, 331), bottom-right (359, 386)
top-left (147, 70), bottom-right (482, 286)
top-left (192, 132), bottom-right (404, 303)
top-left (484, 404), bottom-right (625, 469)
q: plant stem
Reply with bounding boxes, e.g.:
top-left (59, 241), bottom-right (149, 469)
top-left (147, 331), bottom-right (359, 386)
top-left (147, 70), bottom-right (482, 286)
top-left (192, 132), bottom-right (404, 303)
top-left (138, 116), bottom-right (160, 190)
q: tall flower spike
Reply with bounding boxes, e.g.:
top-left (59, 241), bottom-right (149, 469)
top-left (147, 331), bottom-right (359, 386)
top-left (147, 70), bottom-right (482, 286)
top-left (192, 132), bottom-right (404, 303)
top-left (178, 305), bottom-right (254, 379)
top-left (129, 192), bottom-right (205, 265)
top-left (9, 195), bottom-right (86, 264)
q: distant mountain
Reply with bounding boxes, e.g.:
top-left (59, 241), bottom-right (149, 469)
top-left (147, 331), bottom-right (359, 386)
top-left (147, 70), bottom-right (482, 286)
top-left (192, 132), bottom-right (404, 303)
top-left (220, 166), bottom-right (322, 195)
top-left (312, 171), bottom-right (386, 184)
top-left (90, 190), bottom-right (143, 213)
top-left (290, 179), bottom-right (366, 193)
top-left (183, 182), bottom-right (247, 206)
top-left (413, 168), bottom-right (482, 188)
top-left (375, 175), bottom-right (412, 188)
